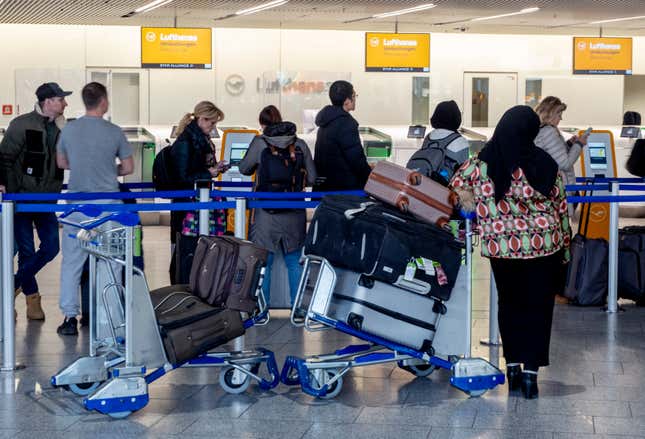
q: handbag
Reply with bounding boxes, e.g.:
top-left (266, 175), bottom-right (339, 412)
top-left (626, 139), bottom-right (645, 177)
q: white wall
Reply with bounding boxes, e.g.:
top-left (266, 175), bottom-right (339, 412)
top-left (624, 75), bottom-right (645, 121)
top-left (0, 24), bottom-right (642, 129)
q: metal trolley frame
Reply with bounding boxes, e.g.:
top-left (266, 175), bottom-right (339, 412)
top-left (51, 206), bottom-right (279, 418)
top-left (280, 219), bottom-right (505, 399)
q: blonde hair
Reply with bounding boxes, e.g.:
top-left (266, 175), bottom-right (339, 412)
top-left (535, 96), bottom-right (567, 126)
top-left (176, 101), bottom-right (225, 137)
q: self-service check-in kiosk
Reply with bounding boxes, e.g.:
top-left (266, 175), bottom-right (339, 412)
top-left (219, 129), bottom-right (258, 234)
top-left (580, 130), bottom-right (618, 240)
top-left (122, 127), bottom-right (156, 184)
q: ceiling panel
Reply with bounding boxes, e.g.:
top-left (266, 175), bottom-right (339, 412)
top-left (0, 0), bottom-right (645, 34)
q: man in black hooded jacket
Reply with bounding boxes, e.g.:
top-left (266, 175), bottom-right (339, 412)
top-left (313, 80), bottom-right (371, 191)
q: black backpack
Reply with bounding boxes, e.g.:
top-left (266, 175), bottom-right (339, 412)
top-left (406, 132), bottom-right (465, 186)
top-left (152, 145), bottom-right (176, 191)
top-left (256, 143), bottom-right (306, 213)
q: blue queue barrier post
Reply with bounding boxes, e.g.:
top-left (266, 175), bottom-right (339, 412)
top-left (1, 201), bottom-right (22, 372)
top-left (480, 275), bottom-right (502, 347)
top-left (607, 182), bottom-right (620, 313)
top-left (198, 186), bottom-right (210, 236)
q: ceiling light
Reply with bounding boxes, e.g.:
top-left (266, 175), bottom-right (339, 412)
top-left (470, 7), bottom-right (540, 22)
top-left (235, 0), bottom-right (289, 16)
top-left (134, 0), bottom-right (173, 13)
top-left (590, 15), bottom-right (645, 24)
top-left (373, 3), bottom-right (436, 19)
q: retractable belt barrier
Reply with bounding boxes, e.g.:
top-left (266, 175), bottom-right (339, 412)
top-left (0, 187), bottom-right (365, 372)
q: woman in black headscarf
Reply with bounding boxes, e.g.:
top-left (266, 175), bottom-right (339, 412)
top-left (449, 106), bottom-right (572, 399)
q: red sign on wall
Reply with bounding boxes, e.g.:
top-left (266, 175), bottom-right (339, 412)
top-left (2, 105), bottom-right (12, 115)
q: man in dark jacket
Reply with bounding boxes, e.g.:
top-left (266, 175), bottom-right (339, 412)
top-left (313, 80), bottom-right (371, 191)
top-left (0, 82), bottom-right (71, 321)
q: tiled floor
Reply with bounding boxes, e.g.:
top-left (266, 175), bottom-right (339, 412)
top-left (2, 226), bottom-right (645, 438)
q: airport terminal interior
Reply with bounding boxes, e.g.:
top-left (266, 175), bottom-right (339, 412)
top-left (4, 0), bottom-right (645, 437)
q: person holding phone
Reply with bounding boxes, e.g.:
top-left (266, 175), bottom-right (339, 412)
top-left (168, 101), bottom-right (228, 283)
top-left (534, 96), bottom-right (587, 304)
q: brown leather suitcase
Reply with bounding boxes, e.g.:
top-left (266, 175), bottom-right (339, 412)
top-left (150, 285), bottom-right (245, 365)
top-left (365, 161), bottom-right (455, 227)
top-left (189, 236), bottom-right (269, 313)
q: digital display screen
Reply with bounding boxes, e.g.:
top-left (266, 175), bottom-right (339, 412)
top-left (407, 125), bottom-right (427, 138)
top-left (141, 27), bottom-right (212, 69)
top-left (365, 32), bottom-right (430, 72)
top-left (621, 126), bottom-right (640, 138)
top-left (573, 37), bottom-right (632, 75)
top-left (229, 143), bottom-right (249, 164)
top-left (588, 143), bottom-right (608, 169)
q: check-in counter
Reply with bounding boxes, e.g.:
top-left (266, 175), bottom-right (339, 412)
top-left (122, 127), bottom-right (156, 185)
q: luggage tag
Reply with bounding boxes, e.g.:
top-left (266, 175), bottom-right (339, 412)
top-left (433, 262), bottom-right (449, 286)
top-left (404, 259), bottom-right (417, 281)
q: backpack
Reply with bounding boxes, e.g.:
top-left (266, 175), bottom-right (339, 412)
top-left (256, 143), bottom-right (307, 214)
top-left (406, 132), bottom-right (465, 186)
top-left (152, 145), bottom-right (176, 191)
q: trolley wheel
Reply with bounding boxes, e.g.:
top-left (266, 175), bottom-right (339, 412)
top-left (64, 381), bottom-right (102, 396)
top-left (468, 389), bottom-right (487, 398)
top-left (219, 367), bottom-right (251, 394)
top-left (107, 410), bottom-right (132, 419)
top-left (399, 364), bottom-right (436, 378)
top-left (309, 369), bottom-right (343, 399)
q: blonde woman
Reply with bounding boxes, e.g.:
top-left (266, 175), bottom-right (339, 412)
top-left (534, 96), bottom-right (587, 304)
top-left (169, 101), bottom-right (229, 283)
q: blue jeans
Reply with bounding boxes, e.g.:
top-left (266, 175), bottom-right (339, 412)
top-left (262, 249), bottom-right (302, 307)
top-left (14, 212), bottom-right (60, 295)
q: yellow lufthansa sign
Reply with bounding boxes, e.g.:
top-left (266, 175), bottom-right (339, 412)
top-left (573, 37), bottom-right (632, 75)
top-left (365, 33), bottom-right (430, 73)
top-left (141, 27), bottom-right (212, 69)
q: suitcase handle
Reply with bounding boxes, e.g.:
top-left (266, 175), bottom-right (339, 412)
top-left (344, 202), bottom-right (377, 220)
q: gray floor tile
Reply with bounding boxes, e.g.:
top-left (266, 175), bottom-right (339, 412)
top-left (594, 417), bottom-right (645, 436)
top-left (429, 428), bottom-right (554, 439)
top-left (473, 413), bottom-right (594, 434)
top-left (302, 422), bottom-right (431, 439)
top-left (355, 405), bottom-right (476, 427)
top-left (239, 394), bottom-right (362, 423)
top-left (516, 398), bottom-right (631, 417)
top-left (183, 418), bottom-right (312, 438)
top-left (553, 434), bottom-right (645, 439)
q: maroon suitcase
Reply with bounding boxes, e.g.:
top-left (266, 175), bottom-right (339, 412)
top-left (189, 236), bottom-right (269, 313)
top-left (365, 161), bottom-right (455, 227)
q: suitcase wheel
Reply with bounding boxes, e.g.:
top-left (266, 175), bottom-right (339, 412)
top-left (407, 172), bottom-right (422, 186)
top-left (398, 363), bottom-right (436, 378)
top-left (396, 196), bottom-right (410, 213)
top-left (347, 313), bottom-right (363, 331)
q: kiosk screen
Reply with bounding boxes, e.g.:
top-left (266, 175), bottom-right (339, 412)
top-left (229, 143), bottom-right (250, 165)
top-left (621, 126), bottom-right (640, 138)
top-left (407, 125), bottom-right (427, 138)
top-left (588, 143), bottom-right (608, 169)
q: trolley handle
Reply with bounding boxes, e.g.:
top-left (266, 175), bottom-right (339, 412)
top-left (59, 205), bottom-right (139, 230)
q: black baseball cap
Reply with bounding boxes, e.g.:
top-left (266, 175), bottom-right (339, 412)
top-left (35, 82), bottom-right (72, 101)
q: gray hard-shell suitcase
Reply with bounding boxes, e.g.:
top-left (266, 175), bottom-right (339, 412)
top-left (150, 285), bottom-right (245, 365)
top-left (327, 267), bottom-right (444, 353)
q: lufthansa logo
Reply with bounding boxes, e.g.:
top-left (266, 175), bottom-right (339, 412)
top-left (370, 37), bottom-right (380, 48)
top-left (146, 31), bottom-right (156, 43)
top-left (577, 41), bottom-right (586, 50)
top-left (225, 74), bottom-right (245, 96)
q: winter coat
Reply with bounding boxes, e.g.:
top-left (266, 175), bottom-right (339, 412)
top-left (0, 104), bottom-right (65, 194)
top-left (238, 122), bottom-right (317, 253)
top-left (312, 105), bottom-right (371, 191)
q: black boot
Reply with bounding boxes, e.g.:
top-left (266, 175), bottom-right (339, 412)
top-left (506, 365), bottom-right (522, 391)
top-left (521, 372), bottom-right (538, 399)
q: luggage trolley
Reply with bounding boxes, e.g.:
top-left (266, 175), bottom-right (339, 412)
top-left (280, 218), bottom-right (504, 398)
top-left (52, 206), bottom-right (279, 418)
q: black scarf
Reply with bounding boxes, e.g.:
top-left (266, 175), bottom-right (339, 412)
top-left (478, 105), bottom-right (558, 202)
top-left (430, 100), bottom-right (461, 131)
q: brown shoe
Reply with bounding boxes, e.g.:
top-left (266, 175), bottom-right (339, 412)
top-left (26, 293), bottom-right (45, 320)
top-left (555, 294), bottom-right (569, 305)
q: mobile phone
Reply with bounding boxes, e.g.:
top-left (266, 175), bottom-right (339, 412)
top-left (583, 127), bottom-right (593, 137)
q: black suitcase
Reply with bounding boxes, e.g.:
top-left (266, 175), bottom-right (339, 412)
top-left (304, 194), bottom-right (463, 301)
top-left (618, 226), bottom-right (645, 303)
top-left (150, 285), bottom-right (245, 365)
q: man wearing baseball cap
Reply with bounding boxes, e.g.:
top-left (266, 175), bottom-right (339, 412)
top-left (0, 82), bottom-right (72, 321)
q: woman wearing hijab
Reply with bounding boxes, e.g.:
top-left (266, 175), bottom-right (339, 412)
top-left (449, 106), bottom-right (572, 399)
